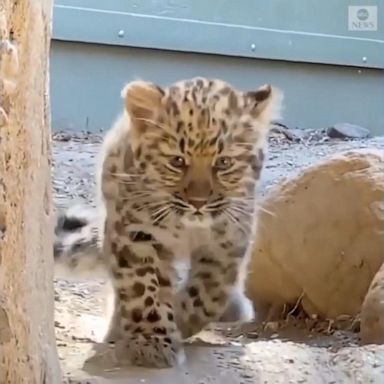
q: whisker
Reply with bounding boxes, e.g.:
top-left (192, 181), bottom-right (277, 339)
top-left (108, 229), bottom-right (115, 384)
top-left (119, 193), bottom-right (157, 202)
top-left (205, 205), bottom-right (226, 212)
top-left (114, 180), bottom-right (142, 187)
top-left (231, 201), bottom-right (256, 210)
top-left (107, 171), bottom-right (141, 178)
top-left (230, 198), bottom-right (275, 218)
top-left (135, 117), bottom-right (168, 130)
top-left (172, 200), bottom-right (190, 210)
top-left (224, 213), bottom-right (246, 236)
top-left (119, 189), bottom-right (167, 198)
top-left (206, 200), bottom-right (226, 209)
top-left (228, 206), bottom-right (253, 218)
top-left (224, 209), bottom-right (250, 235)
top-left (230, 196), bottom-right (256, 202)
top-left (256, 205), bottom-right (276, 217)
top-left (151, 204), bottom-right (171, 219)
top-left (152, 209), bottom-right (171, 225)
top-left (205, 203), bottom-right (226, 212)
top-left (230, 198), bottom-right (255, 205)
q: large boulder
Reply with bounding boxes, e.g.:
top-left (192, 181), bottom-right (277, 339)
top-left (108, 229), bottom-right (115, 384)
top-left (246, 149), bottom-right (384, 320)
top-left (361, 262), bottom-right (384, 344)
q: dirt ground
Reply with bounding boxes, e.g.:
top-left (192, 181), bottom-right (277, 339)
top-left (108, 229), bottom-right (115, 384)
top-left (53, 130), bottom-right (384, 383)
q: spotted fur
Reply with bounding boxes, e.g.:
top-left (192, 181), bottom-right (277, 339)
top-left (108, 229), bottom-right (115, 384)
top-left (55, 77), bottom-right (282, 368)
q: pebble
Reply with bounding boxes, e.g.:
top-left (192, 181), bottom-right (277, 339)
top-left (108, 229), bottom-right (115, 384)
top-left (327, 123), bottom-right (370, 139)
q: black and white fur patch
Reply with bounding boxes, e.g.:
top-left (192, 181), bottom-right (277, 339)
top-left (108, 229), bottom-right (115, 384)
top-left (54, 205), bottom-right (107, 279)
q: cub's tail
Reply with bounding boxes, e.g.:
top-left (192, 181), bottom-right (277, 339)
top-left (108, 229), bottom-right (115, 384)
top-left (54, 205), bottom-right (108, 279)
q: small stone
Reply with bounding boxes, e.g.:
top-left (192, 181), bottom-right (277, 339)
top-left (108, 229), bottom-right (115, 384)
top-left (287, 358), bottom-right (295, 363)
top-left (53, 132), bottom-right (72, 142)
top-left (327, 123), bottom-right (370, 139)
top-left (264, 321), bottom-right (279, 332)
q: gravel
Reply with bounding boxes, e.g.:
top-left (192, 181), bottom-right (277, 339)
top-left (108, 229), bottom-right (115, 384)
top-left (53, 130), bottom-right (384, 383)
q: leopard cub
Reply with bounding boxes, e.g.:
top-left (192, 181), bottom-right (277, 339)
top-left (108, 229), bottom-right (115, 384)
top-left (57, 77), bottom-right (282, 368)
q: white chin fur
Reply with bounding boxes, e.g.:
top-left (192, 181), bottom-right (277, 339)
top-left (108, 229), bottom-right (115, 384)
top-left (181, 214), bottom-right (212, 228)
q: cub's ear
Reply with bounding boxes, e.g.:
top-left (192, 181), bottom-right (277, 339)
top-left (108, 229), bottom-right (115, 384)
top-left (244, 84), bottom-right (283, 123)
top-left (121, 81), bottom-right (164, 120)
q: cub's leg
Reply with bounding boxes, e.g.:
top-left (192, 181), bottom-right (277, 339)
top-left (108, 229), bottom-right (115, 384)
top-left (106, 229), bottom-right (184, 368)
top-left (219, 288), bottom-right (254, 323)
top-left (176, 241), bottom-right (250, 338)
top-left (103, 295), bottom-right (121, 343)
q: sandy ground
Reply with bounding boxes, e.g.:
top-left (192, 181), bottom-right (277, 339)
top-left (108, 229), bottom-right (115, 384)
top-left (53, 131), bottom-right (384, 383)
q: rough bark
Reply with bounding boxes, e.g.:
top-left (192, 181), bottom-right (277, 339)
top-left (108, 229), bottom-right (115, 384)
top-left (0, 1), bottom-right (61, 383)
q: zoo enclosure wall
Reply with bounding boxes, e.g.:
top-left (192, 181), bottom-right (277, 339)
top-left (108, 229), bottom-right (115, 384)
top-left (50, 0), bottom-right (384, 135)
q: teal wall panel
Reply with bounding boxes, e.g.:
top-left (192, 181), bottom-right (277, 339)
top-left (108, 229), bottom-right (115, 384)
top-left (50, 1), bottom-right (384, 135)
top-left (53, 0), bottom-right (384, 68)
top-left (50, 41), bottom-right (384, 135)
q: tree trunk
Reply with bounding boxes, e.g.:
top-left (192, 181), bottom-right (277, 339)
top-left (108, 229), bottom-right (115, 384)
top-left (0, 1), bottom-right (61, 382)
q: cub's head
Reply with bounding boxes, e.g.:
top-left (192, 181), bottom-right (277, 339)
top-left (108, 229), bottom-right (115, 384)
top-left (122, 77), bottom-right (282, 227)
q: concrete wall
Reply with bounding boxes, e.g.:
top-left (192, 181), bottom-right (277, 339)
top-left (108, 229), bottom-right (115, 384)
top-left (50, 0), bottom-right (384, 135)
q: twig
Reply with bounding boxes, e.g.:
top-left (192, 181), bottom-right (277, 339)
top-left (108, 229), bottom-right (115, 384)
top-left (285, 291), bottom-right (305, 320)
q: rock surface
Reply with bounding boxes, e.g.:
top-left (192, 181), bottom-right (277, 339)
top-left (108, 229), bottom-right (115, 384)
top-left (361, 262), bottom-right (384, 344)
top-left (0, 1), bottom-right (61, 383)
top-left (327, 123), bottom-right (370, 139)
top-left (247, 149), bottom-right (384, 320)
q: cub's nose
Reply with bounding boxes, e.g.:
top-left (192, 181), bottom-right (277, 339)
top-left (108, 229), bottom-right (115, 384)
top-left (188, 198), bottom-right (207, 210)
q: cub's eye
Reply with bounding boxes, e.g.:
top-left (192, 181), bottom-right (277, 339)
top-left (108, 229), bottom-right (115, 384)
top-left (169, 156), bottom-right (186, 168)
top-left (214, 156), bottom-right (233, 170)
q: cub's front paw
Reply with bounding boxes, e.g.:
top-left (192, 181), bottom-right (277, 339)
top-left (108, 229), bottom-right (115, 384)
top-left (103, 326), bottom-right (120, 344)
top-left (175, 314), bottom-right (205, 340)
top-left (219, 290), bottom-right (254, 323)
top-left (115, 334), bottom-right (185, 368)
